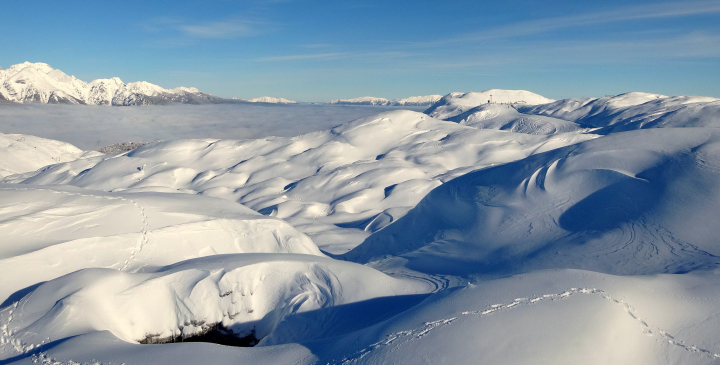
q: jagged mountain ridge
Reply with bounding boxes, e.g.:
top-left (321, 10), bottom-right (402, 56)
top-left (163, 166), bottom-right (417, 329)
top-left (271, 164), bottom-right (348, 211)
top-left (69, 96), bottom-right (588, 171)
top-left (0, 62), bottom-right (225, 106)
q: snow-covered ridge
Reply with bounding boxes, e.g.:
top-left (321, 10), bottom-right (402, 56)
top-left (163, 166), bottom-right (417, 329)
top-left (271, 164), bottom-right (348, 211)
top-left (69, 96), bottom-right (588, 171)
top-left (0, 133), bottom-right (101, 177)
top-left (3, 110), bottom-right (596, 254)
top-left (328, 94), bottom-right (443, 106)
top-left (0, 62), bottom-right (224, 106)
top-left (425, 89), bottom-right (556, 120)
top-left (245, 96), bottom-right (297, 104)
top-left (520, 92), bottom-right (720, 132)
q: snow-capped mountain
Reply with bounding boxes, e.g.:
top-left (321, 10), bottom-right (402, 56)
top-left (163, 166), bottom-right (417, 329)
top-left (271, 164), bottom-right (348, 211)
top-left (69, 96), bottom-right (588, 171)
top-left (328, 95), bottom-right (443, 106)
top-left (0, 62), bottom-right (224, 105)
top-left (328, 96), bottom-right (391, 105)
top-left (425, 89), bottom-right (555, 120)
top-left (391, 94), bottom-right (443, 106)
top-left (246, 96), bottom-right (297, 104)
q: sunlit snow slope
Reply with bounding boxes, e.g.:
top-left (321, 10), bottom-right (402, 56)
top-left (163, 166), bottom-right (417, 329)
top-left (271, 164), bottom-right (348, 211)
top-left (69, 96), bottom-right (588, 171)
top-left (4, 110), bottom-right (595, 253)
top-left (3, 89), bottom-right (720, 365)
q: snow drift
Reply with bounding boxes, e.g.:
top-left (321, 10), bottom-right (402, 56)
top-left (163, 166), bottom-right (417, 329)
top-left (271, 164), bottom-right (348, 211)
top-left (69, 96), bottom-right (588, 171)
top-left (0, 185), bottom-right (322, 304)
top-left (521, 92), bottom-right (720, 133)
top-left (346, 127), bottom-right (720, 276)
top-left (4, 110), bottom-right (595, 253)
top-left (0, 253), bottom-right (426, 358)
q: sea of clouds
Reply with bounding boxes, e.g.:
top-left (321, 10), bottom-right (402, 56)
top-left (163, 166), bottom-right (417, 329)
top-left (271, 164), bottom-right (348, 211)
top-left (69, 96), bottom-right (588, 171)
top-left (0, 103), bottom-right (424, 150)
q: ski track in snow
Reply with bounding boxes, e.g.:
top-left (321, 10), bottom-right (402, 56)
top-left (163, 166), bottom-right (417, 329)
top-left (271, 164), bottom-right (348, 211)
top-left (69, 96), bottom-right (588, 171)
top-left (0, 187), bottom-right (149, 272)
top-left (331, 287), bottom-right (720, 364)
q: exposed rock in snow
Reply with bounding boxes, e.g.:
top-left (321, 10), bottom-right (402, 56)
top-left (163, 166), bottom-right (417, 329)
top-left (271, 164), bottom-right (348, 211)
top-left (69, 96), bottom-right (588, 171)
top-left (0, 253), bottom-right (426, 356)
top-left (98, 141), bottom-right (154, 154)
top-left (0, 62), bottom-right (224, 106)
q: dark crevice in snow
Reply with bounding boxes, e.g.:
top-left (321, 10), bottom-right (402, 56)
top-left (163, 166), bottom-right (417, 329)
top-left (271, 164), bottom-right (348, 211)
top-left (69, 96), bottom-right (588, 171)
top-left (139, 324), bottom-right (258, 347)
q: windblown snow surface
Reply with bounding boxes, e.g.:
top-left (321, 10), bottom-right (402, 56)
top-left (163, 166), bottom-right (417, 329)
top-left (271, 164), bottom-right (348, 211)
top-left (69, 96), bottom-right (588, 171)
top-left (2, 90), bottom-right (720, 365)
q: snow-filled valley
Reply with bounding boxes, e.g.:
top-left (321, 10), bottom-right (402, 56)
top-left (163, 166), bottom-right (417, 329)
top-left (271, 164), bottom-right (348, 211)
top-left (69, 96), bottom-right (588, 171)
top-left (2, 88), bottom-right (720, 364)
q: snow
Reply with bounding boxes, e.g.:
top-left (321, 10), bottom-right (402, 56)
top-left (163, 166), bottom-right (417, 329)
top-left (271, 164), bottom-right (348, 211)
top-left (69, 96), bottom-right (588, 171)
top-left (4, 110), bottom-right (595, 253)
top-left (0, 62), bottom-right (221, 105)
top-left (328, 95), bottom-right (443, 106)
top-left (521, 92), bottom-right (720, 132)
top-left (425, 89), bottom-right (556, 120)
top-left (247, 96), bottom-right (297, 104)
top-left (328, 96), bottom-right (390, 106)
top-left (0, 133), bottom-right (100, 178)
top-left (2, 86), bottom-right (720, 365)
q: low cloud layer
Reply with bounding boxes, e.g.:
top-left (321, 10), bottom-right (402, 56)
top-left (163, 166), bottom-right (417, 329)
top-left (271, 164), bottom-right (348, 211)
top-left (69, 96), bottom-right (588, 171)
top-left (0, 103), bottom-right (423, 150)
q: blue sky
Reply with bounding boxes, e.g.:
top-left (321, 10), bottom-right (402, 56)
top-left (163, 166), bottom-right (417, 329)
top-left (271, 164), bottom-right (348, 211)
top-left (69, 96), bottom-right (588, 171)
top-left (2, 0), bottom-right (719, 101)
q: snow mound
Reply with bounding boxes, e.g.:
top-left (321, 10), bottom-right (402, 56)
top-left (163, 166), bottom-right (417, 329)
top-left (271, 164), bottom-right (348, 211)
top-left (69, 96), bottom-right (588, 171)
top-left (425, 89), bottom-right (555, 120)
top-left (447, 103), bottom-right (585, 135)
top-left (346, 127), bottom-right (720, 276)
top-left (314, 269), bottom-right (720, 365)
top-left (0, 62), bottom-right (223, 105)
top-left (0, 185), bottom-right (322, 304)
top-left (522, 92), bottom-right (720, 132)
top-left (0, 133), bottom-right (100, 177)
top-left (0, 253), bottom-right (426, 358)
top-left (247, 97), bottom-right (297, 104)
top-left (6, 110), bottom-right (596, 253)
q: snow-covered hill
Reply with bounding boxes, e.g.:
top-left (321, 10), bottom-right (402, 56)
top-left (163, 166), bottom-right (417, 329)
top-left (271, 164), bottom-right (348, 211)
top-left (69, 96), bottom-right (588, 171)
top-left (0, 62), bottom-right (224, 105)
top-left (0, 133), bottom-right (100, 177)
top-left (346, 127), bottom-right (720, 277)
top-left (520, 92), bottom-right (720, 133)
top-left (425, 89), bottom-right (555, 120)
top-left (246, 96), bottom-right (297, 104)
top-left (441, 103), bottom-right (585, 135)
top-left (4, 110), bottom-right (596, 253)
top-left (3, 90), bottom-right (720, 365)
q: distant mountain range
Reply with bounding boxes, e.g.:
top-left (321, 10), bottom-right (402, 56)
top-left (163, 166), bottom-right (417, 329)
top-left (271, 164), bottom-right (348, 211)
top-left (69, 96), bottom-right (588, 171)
top-left (328, 95), bottom-right (444, 106)
top-left (0, 62), bottom-right (561, 108)
top-left (0, 62), bottom-right (225, 106)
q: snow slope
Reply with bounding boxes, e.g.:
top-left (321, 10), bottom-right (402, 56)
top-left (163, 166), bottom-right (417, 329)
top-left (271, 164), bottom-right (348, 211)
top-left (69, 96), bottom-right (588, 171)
top-left (425, 89), bottom-right (555, 120)
top-left (0, 185), bottom-right (322, 304)
top-left (346, 127), bottom-right (720, 277)
top-left (443, 103), bottom-right (585, 135)
top-left (0, 133), bottom-right (100, 177)
top-left (521, 92), bottom-right (720, 133)
top-left (4, 110), bottom-right (596, 253)
top-left (2, 89), bottom-right (720, 365)
top-left (0, 253), bottom-right (426, 358)
top-left (0, 62), bottom-right (223, 105)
